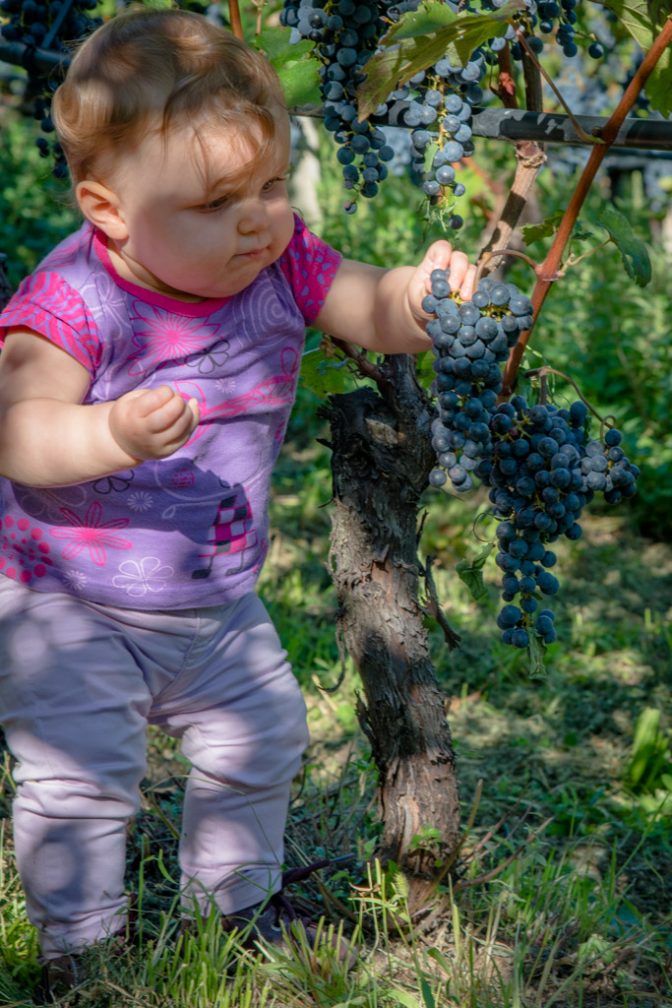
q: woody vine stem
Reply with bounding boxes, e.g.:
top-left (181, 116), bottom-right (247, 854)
top-left (228, 0), bottom-right (244, 40)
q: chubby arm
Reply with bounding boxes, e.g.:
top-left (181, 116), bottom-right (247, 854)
top-left (313, 240), bottom-right (476, 353)
top-left (0, 329), bottom-right (199, 488)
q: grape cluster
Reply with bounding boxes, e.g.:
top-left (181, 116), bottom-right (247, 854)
top-left (580, 428), bottom-right (639, 503)
top-left (0, 0), bottom-right (102, 177)
top-left (425, 269), bottom-right (533, 493)
top-left (281, 0), bottom-right (395, 206)
top-left (479, 0), bottom-right (607, 61)
top-left (282, 0), bottom-right (485, 220)
top-left (424, 267), bottom-right (639, 652)
top-left (397, 54), bottom-right (485, 230)
top-left (487, 397), bottom-right (592, 647)
top-left (487, 400), bottom-right (638, 647)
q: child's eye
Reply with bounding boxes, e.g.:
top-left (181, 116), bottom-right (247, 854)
top-left (262, 176), bottom-right (287, 193)
top-left (199, 196), bottom-right (230, 213)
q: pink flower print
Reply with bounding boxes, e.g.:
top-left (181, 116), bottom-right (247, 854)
top-left (0, 516), bottom-right (53, 584)
top-left (50, 501), bottom-right (132, 567)
top-left (196, 346), bottom-right (300, 423)
top-left (127, 302), bottom-right (220, 378)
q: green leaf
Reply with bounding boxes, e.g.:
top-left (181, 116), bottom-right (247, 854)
top-left (426, 947), bottom-right (453, 977)
top-left (626, 706), bottom-right (670, 789)
top-left (447, 4), bottom-right (526, 65)
top-left (596, 206), bottom-right (652, 287)
top-left (256, 25), bottom-right (322, 106)
top-left (388, 991), bottom-right (421, 1008)
top-left (522, 213), bottom-right (563, 246)
top-left (300, 348), bottom-right (353, 397)
top-left (255, 27), bottom-right (314, 62)
top-left (594, 0), bottom-right (672, 116)
top-left (381, 1), bottom-right (460, 42)
top-left (522, 214), bottom-right (595, 247)
top-left (420, 978), bottom-right (437, 1008)
top-left (527, 631), bottom-right (547, 679)
top-left (455, 544), bottom-right (493, 604)
top-left (357, 33), bottom-right (455, 118)
top-left (358, 2), bottom-right (524, 119)
top-left (277, 58), bottom-right (322, 107)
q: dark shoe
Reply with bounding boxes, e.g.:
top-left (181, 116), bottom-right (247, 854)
top-left (219, 856), bottom-right (357, 964)
top-left (34, 930), bottom-right (129, 1004)
top-left (34, 953), bottom-right (85, 1003)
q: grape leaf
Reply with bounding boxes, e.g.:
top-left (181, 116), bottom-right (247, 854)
top-left (522, 213), bottom-right (594, 246)
top-left (256, 27), bottom-right (314, 61)
top-left (594, 0), bottom-right (672, 116)
top-left (300, 349), bottom-right (353, 397)
top-left (258, 27), bottom-right (321, 106)
top-left (596, 206), bottom-right (652, 287)
top-left (522, 213), bottom-right (563, 246)
top-left (277, 59), bottom-right (321, 108)
top-left (381, 0), bottom-right (459, 42)
top-left (455, 545), bottom-right (493, 604)
top-left (358, 2), bottom-right (524, 119)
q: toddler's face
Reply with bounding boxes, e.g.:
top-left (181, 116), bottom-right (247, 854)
top-left (105, 112), bottom-right (294, 301)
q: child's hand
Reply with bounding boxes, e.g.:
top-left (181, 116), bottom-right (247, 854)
top-left (407, 240), bottom-right (477, 324)
top-left (109, 385), bottom-right (200, 461)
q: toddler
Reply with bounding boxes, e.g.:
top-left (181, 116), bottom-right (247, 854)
top-left (0, 3), bottom-right (475, 989)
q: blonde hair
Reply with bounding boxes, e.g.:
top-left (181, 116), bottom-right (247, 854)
top-left (52, 5), bottom-right (286, 185)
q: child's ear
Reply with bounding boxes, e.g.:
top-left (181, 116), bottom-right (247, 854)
top-left (75, 180), bottom-right (128, 241)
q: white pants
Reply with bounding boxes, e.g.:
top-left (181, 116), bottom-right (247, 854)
top-left (0, 579), bottom-right (309, 959)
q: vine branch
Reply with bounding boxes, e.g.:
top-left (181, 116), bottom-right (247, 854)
top-left (516, 29), bottom-right (601, 144)
top-left (501, 14), bottom-right (672, 396)
top-left (227, 0), bottom-right (244, 40)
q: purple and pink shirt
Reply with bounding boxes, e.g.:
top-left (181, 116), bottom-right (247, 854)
top-left (0, 214), bottom-right (340, 608)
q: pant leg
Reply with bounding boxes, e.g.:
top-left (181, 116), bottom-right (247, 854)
top-left (150, 593), bottom-right (310, 917)
top-left (0, 579), bottom-right (152, 959)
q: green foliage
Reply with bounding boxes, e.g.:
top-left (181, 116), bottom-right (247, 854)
top-left (597, 0), bottom-right (672, 115)
top-left (357, 2), bottom-right (523, 118)
top-left (596, 205), bottom-right (652, 287)
top-left (258, 26), bottom-right (321, 107)
top-left (624, 706), bottom-right (672, 796)
top-left (0, 117), bottom-right (77, 287)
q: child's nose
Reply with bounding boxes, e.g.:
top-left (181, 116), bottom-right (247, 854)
top-left (237, 199), bottom-right (268, 234)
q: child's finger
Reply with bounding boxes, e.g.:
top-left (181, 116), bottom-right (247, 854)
top-left (187, 397), bottom-right (200, 425)
top-left (445, 249), bottom-right (472, 292)
top-left (422, 240), bottom-right (454, 275)
top-left (456, 263), bottom-right (477, 301)
top-left (421, 242), bottom-right (476, 302)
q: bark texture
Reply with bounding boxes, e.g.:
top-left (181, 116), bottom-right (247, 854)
top-left (321, 355), bottom-right (460, 907)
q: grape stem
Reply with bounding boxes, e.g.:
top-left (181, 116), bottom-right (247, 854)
top-left (330, 338), bottom-right (389, 386)
top-left (228, 0), bottom-right (244, 40)
top-left (475, 247), bottom-right (548, 286)
top-left (492, 43), bottom-right (518, 109)
top-left (525, 365), bottom-right (617, 428)
top-left (563, 239), bottom-right (611, 268)
top-left (501, 14), bottom-right (672, 398)
top-left (515, 29), bottom-right (602, 146)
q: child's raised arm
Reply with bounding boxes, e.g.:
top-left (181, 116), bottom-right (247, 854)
top-left (0, 330), bottom-right (199, 488)
top-left (313, 240), bottom-right (476, 354)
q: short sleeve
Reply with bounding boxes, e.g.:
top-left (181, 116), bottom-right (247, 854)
top-left (0, 270), bottom-right (102, 373)
top-left (277, 214), bottom-right (342, 324)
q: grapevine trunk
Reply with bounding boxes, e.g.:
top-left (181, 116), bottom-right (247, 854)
top-left (322, 357), bottom-right (460, 909)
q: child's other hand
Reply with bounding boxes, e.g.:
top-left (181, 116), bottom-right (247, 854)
top-left (109, 385), bottom-right (200, 461)
top-left (408, 240), bottom-right (477, 323)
